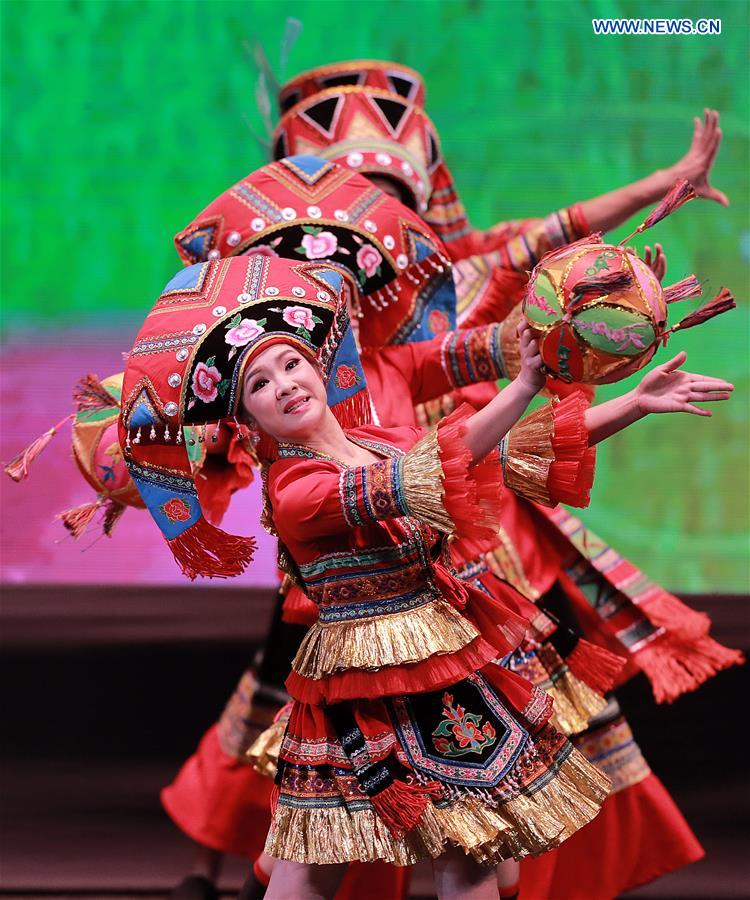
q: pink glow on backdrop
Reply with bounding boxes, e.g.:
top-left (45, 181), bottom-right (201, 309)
top-left (0, 332), bottom-right (278, 586)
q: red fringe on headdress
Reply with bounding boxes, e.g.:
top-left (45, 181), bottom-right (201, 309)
top-left (331, 388), bottom-right (373, 429)
top-left (663, 274), bottom-right (703, 305)
top-left (369, 777), bottom-right (442, 839)
top-left (4, 414), bottom-right (75, 482)
top-left (671, 288), bottom-right (735, 333)
top-left (548, 391), bottom-right (596, 508)
top-left (633, 634), bottom-right (744, 704)
top-left (619, 180), bottom-right (697, 245)
top-left (565, 638), bottom-right (626, 695)
top-left (72, 373), bottom-right (120, 411)
top-left (168, 516), bottom-right (256, 580)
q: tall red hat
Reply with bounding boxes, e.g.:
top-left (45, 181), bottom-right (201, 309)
top-left (278, 59), bottom-right (425, 113)
top-left (273, 87), bottom-right (442, 216)
top-left (174, 155), bottom-right (457, 348)
top-left (120, 255), bottom-right (369, 579)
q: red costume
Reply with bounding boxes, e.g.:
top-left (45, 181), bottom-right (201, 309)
top-left (121, 254), bottom-right (612, 870)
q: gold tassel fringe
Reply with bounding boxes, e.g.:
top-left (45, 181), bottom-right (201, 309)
top-left (545, 670), bottom-right (608, 736)
top-left (401, 427), bottom-right (454, 533)
top-left (265, 801), bottom-right (444, 866)
top-left (245, 717), bottom-right (286, 778)
top-left (501, 401), bottom-right (555, 506)
top-left (266, 747), bottom-right (609, 867)
top-left (428, 747), bottom-right (610, 865)
top-left (292, 598), bottom-right (479, 679)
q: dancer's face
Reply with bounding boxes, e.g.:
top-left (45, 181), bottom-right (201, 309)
top-left (240, 343), bottom-right (327, 443)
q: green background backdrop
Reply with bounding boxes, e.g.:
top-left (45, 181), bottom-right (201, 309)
top-left (1, 0), bottom-right (748, 590)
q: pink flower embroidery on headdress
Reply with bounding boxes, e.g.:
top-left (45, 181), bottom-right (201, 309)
top-left (356, 244), bottom-right (382, 279)
top-left (225, 318), bottom-right (267, 347)
top-left (191, 361), bottom-right (222, 403)
top-left (299, 230), bottom-right (338, 259)
top-left (282, 306), bottom-right (316, 331)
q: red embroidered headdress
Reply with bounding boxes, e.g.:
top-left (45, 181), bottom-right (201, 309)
top-left (174, 155), bottom-right (456, 348)
top-left (275, 62), bottom-right (476, 260)
top-left (273, 87), bottom-right (442, 217)
top-left (278, 59), bottom-right (425, 113)
top-left (119, 255), bottom-right (369, 579)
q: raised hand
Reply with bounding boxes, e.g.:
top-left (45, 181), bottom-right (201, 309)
top-left (516, 319), bottom-right (546, 395)
top-left (635, 351), bottom-right (733, 417)
top-left (626, 243), bottom-right (667, 282)
top-left (669, 109), bottom-right (729, 207)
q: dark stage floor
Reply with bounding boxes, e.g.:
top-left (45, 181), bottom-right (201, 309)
top-left (1, 587), bottom-right (748, 899)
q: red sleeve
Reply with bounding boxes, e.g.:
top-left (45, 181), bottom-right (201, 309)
top-left (377, 325), bottom-right (507, 408)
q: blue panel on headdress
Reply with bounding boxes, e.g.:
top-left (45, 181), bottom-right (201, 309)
top-left (127, 462), bottom-right (202, 540)
top-left (179, 226), bottom-right (216, 260)
top-left (326, 325), bottom-right (366, 405)
top-left (405, 270), bottom-right (458, 344)
top-left (313, 268), bottom-right (344, 293)
top-left (414, 237), bottom-right (435, 262)
top-left (284, 155), bottom-right (334, 184)
top-left (162, 263), bottom-right (207, 295)
top-left (126, 389), bottom-right (164, 428)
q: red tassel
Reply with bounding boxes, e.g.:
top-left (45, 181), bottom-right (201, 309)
top-left (369, 777), bottom-right (442, 838)
top-left (634, 634), bottom-right (744, 704)
top-left (565, 638), bottom-right (626, 695)
top-left (168, 516), bottom-right (256, 580)
top-left (570, 270), bottom-right (633, 305)
top-left (58, 498), bottom-right (105, 538)
top-left (619, 179), bottom-right (697, 245)
top-left (102, 500), bottom-right (127, 536)
top-left (4, 414), bottom-right (74, 482)
top-left (72, 373), bottom-right (120, 411)
top-left (671, 287), bottom-right (735, 333)
top-left (663, 274), bottom-right (703, 304)
top-left (637, 590), bottom-right (710, 640)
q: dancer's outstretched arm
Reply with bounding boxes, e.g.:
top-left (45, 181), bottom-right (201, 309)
top-left (585, 351), bottom-right (734, 446)
top-left (580, 109), bottom-right (728, 233)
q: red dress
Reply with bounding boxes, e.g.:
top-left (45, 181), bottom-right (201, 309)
top-left (263, 410), bottom-right (610, 866)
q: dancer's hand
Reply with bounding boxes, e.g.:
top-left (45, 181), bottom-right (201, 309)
top-left (635, 351), bottom-right (734, 417)
top-left (516, 319), bottom-right (546, 396)
top-left (668, 109), bottom-right (729, 206)
top-left (625, 243), bottom-right (667, 282)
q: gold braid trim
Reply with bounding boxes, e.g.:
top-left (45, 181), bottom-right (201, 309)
top-left (500, 401), bottom-right (556, 506)
top-left (265, 748), bottom-right (609, 866)
top-left (245, 717), bottom-right (286, 778)
top-left (265, 801), bottom-right (445, 866)
top-left (292, 599), bottom-right (479, 679)
top-left (546, 671), bottom-right (608, 737)
top-left (400, 427), bottom-right (454, 533)
top-left (428, 747), bottom-right (610, 865)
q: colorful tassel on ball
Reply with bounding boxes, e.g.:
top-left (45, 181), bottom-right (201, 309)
top-left (619, 179), bottom-right (697, 245)
top-left (671, 288), bottom-right (736, 333)
top-left (72, 373), bottom-right (119, 411)
top-left (3, 414), bottom-right (74, 482)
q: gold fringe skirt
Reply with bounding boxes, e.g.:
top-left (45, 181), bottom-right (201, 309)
top-left (265, 745), bottom-right (610, 867)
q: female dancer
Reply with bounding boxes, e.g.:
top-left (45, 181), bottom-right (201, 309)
top-left (120, 254), bottom-right (732, 899)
